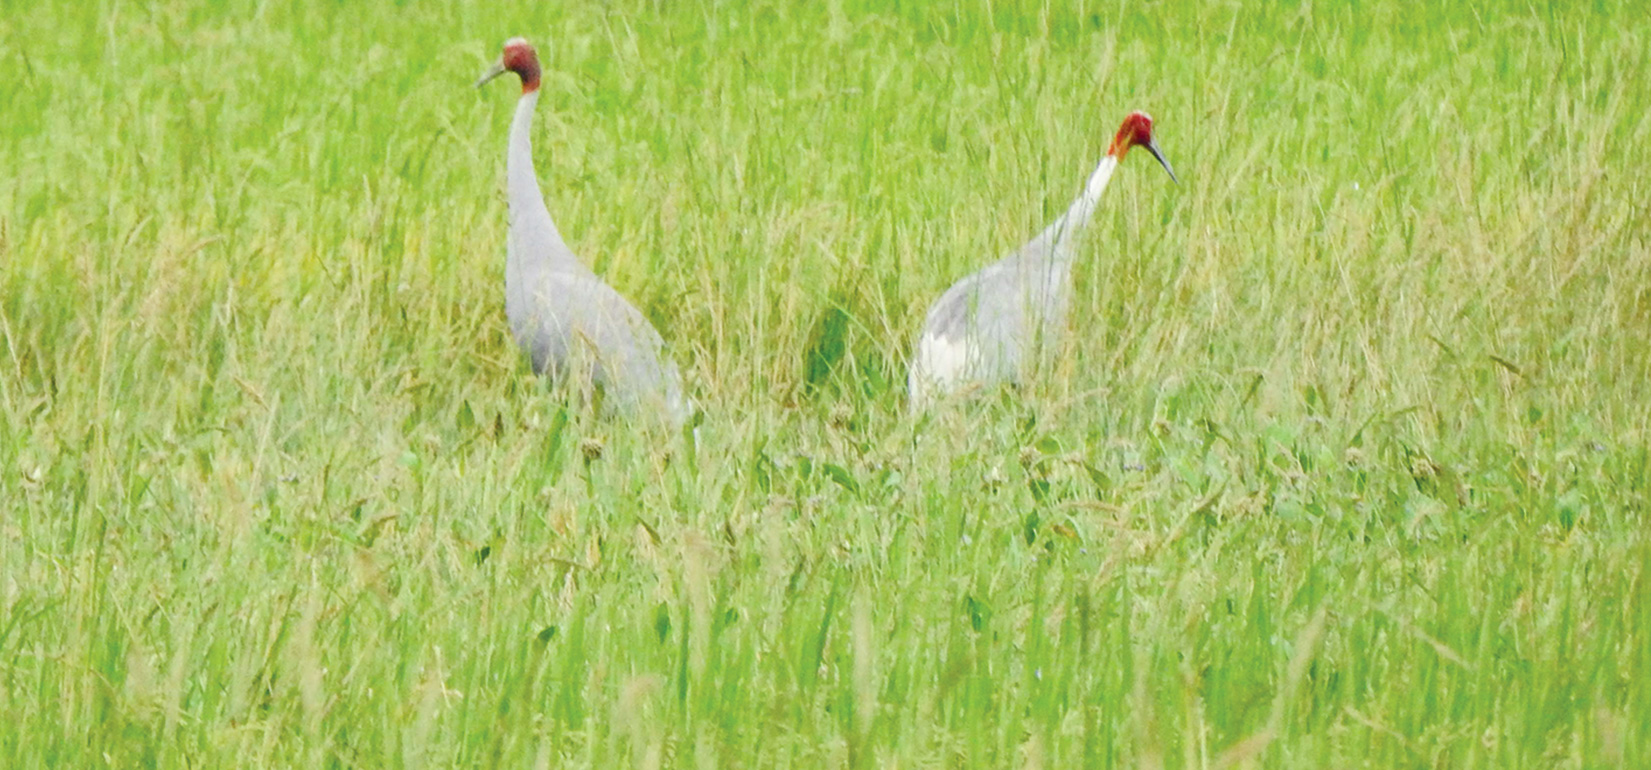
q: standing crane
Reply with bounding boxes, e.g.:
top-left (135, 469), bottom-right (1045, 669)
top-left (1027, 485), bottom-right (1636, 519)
top-left (477, 38), bottom-right (688, 424)
top-left (907, 110), bottom-right (1177, 408)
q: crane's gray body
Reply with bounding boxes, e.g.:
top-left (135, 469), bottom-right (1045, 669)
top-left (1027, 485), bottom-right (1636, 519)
top-left (908, 157), bottom-right (1118, 407)
top-left (502, 91), bottom-right (686, 422)
top-left (912, 230), bottom-right (1078, 385)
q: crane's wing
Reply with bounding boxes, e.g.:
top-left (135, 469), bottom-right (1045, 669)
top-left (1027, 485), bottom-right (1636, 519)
top-left (909, 244), bottom-right (1072, 406)
top-left (915, 259), bottom-right (1027, 378)
top-left (510, 270), bottom-right (687, 423)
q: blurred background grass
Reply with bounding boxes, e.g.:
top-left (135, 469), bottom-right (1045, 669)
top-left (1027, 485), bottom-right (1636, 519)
top-left (1, 0), bottom-right (1648, 766)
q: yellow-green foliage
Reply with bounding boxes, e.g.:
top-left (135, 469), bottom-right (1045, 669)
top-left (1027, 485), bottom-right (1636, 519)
top-left (1, 1), bottom-right (1647, 767)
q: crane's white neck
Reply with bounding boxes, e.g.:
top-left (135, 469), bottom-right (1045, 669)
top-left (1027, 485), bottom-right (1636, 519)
top-left (507, 90), bottom-right (569, 257)
top-left (1041, 155), bottom-right (1118, 262)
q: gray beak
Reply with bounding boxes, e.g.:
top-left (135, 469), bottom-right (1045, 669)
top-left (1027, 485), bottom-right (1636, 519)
top-left (474, 61), bottom-right (506, 88)
top-left (1143, 140), bottom-right (1179, 185)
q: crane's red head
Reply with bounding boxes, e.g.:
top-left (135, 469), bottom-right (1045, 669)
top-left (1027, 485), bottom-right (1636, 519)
top-left (1107, 110), bottom-right (1178, 183)
top-left (476, 37), bottom-right (540, 93)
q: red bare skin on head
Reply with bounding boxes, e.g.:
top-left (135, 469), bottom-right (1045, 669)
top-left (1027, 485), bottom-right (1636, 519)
top-left (502, 39), bottom-right (541, 93)
top-left (1106, 111), bottom-right (1155, 160)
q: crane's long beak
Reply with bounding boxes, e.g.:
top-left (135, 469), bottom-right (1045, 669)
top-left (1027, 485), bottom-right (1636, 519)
top-left (474, 61), bottom-right (506, 88)
top-left (1143, 140), bottom-right (1179, 185)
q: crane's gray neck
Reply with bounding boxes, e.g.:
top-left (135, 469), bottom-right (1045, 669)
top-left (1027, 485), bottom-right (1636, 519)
top-left (1037, 155), bottom-right (1119, 265)
top-left (507, 90), bottom-right (572, 263)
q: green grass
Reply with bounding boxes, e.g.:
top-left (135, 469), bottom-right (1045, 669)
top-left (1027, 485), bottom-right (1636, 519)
top-left (3, 0), bottom-right (1650, 766)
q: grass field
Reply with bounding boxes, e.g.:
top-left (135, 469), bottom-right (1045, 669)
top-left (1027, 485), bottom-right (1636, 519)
top-left (3, 0), bottom-right (1650, 766)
